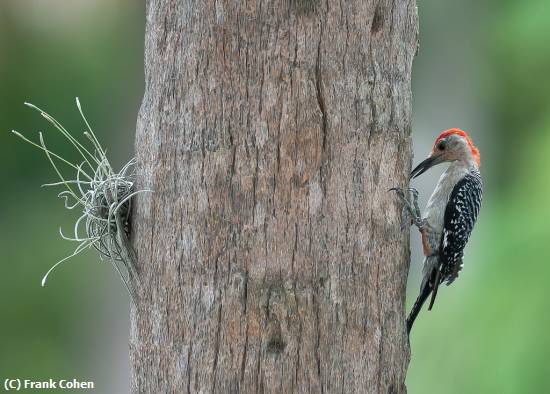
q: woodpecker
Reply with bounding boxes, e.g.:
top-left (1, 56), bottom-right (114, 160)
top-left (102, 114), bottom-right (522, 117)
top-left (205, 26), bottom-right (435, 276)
top-left (392, 128), bottom-right (483, 334)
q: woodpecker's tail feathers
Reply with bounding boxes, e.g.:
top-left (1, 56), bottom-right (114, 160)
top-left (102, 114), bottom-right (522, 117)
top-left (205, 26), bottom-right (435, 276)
top-left (406, 281), bottom-right (432, 334)
top-left (428, 268), bottom-right (442, 311)
top-left (407, 267), bottom-right (443, 334)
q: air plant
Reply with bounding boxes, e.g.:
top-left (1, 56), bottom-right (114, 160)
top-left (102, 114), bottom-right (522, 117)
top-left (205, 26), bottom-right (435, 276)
top-left (12, 98), bottom-right (149, 303)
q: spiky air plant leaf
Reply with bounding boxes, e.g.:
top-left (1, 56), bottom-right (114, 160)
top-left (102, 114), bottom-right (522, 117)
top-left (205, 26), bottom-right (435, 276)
top-left (12, 98), bottom-right (150, 303)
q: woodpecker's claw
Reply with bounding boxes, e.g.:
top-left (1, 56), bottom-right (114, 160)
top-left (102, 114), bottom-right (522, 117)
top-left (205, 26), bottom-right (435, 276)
top-left (390, 186), bottom-right (423, 230)
top-left (407, 187), bottom-right (422, 221)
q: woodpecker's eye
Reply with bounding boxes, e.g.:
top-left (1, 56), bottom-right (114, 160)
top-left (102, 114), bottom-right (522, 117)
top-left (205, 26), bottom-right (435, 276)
top-left (437, 140), bottom-right (446, 151)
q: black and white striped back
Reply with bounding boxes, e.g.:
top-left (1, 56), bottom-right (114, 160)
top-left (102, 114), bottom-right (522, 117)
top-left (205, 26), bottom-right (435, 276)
top-left (439, 168), bottom-right (483, 284)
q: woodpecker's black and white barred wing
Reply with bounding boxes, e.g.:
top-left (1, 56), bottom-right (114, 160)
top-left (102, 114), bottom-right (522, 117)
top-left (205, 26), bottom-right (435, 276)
top-left (439, 169), bottom-right (483, 284)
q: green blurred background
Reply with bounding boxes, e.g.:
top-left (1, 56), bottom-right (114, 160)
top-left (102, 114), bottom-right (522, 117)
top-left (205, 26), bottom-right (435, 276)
top-left (0, 1), bottom-right (548, 393)
top-left (0, 1), bottom-right (144, 392)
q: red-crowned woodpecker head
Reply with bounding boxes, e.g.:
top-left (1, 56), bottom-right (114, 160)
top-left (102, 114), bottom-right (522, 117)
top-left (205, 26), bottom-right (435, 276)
top-left (411, 128), bottom-right (480, 179)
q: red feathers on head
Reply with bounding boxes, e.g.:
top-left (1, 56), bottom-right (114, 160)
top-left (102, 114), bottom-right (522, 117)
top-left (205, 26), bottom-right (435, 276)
top-left (435, 128), bottom-right (480, 166)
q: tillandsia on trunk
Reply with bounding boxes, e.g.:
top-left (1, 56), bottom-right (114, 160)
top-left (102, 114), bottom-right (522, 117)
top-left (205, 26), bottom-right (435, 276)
top-left (12, 98), bottom-right (150, 304)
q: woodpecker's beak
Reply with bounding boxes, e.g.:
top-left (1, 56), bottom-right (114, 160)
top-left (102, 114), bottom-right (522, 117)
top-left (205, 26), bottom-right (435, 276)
top-left (410, 154), bottom-right (444, 179)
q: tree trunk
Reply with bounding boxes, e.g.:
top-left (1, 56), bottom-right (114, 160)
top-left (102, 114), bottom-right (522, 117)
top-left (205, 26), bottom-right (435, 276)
top-left (131, 0), bottom-right (418, 393)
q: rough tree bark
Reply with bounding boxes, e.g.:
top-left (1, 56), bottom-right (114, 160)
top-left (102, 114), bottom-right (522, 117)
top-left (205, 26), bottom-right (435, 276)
top-left (131, 0), bottom-right (418, 393)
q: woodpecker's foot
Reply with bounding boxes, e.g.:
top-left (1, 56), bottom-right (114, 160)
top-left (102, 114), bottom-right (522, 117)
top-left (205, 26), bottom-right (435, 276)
top-left (390, 187), bottom-right (424, 230)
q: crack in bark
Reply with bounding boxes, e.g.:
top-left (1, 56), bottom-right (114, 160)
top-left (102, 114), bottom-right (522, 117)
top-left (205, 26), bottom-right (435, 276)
top-left (211, 298), bottom-right (223, 393)
top-left (315, 27), bottom-right (327, 156)
top-left (239, 319), bottom-right (249, 386)
top-left (314, 291), bottom-right (324, 394)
